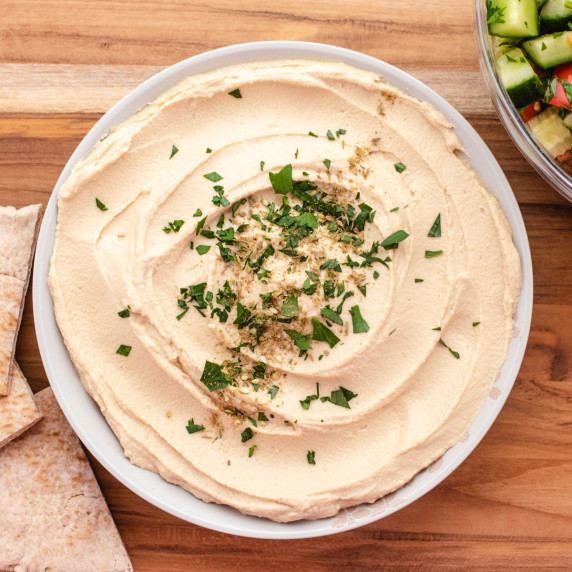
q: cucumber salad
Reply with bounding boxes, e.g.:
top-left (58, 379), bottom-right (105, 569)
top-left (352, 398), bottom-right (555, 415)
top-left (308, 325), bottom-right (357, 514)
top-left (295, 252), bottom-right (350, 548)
top-left (488, 0), bottom-right (572, 165)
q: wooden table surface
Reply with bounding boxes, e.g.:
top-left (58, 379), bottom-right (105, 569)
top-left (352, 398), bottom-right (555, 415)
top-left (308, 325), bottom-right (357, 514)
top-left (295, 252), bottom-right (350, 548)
top-left (2, 1), bottom-right (572, 569)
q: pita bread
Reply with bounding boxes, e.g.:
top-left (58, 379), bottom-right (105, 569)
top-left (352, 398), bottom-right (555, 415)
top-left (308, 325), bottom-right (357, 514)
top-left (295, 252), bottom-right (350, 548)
top-left (0, 204), bottom-right (42, 395)
top-left (0, 362), bottom-right (41, 449)
top-left (0, 387), bottom-right (133, 571)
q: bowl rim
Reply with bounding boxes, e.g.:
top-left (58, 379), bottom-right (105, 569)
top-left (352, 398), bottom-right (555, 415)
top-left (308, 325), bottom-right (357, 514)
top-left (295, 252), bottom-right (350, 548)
top-left (474, 0), bottom-right (572, 203)
top-left (33, 40), bottom-right (533, 539)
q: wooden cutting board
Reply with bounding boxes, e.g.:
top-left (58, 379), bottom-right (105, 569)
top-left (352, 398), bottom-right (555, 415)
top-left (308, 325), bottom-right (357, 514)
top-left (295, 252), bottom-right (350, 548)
top-left (2, 0), bottom-right (572, 569)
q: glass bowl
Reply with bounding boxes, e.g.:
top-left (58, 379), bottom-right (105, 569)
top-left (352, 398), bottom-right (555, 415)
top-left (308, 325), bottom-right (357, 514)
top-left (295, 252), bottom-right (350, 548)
top-left (474, 0), bottom-right (572, 202)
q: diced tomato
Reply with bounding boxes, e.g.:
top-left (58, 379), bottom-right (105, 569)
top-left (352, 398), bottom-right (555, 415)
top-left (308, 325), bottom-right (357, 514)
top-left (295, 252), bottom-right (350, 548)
top-left (557, 149), bottom-right (572, 165)
top-left (554, 63), bottom-right (572, 84)
top-left (520, 103), bottom-right (538, 122)
top-left (547, 63), bottom-right (572, 109)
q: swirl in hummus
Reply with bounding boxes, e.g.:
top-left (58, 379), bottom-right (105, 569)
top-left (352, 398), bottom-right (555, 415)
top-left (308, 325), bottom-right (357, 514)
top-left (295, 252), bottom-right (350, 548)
top-left (49, 60), bottom-right (521, 522)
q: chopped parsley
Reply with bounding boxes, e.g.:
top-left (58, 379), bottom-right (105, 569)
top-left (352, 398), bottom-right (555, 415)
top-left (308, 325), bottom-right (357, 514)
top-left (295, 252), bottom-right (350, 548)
top-left (349, 305), bottom-right (369, 333)
top-left (321, 386), bottom-right (357, 408)
top-left (248, 445), bottom-right (257, 457)
top-left (253, 362), bottom-right (266, 379)
top-left (206, 147), bottom-right (212, 153)
top-left (336, 128), bottom-right (346, 137)
top-left (200, 361), bottom-right (231, 391)
top-left (269, 164), bottom-right (293, 195)
top-left (394, 162), bottom-right (406, 173)
top-left (95, 198), bottom-right (108, 211)
top-left (193, 209), bottom-right (203, 217)
top-left (186, 419), bottom-right (205, 434)
top-left (285, 329), bottom-right (313, 351)
top-left (425, 250), bottom-right (443, 258)
top-left (282, 291), bottom-right (299, 317)
top-left (228, 88), bottom-right (242, 98)
top-left (439, 338), bottom-right (460, 359)
top-left (327, 130), bottom-right (335, 140)
top-left (321, 306), bottom-right (343, 326)
top-left (307, 450), bottom-right (316, 465)
top-left (428, 213), bottom-right (441, 237)
top-left (308, 131), bottom-right (318, 137)
top-left (380, 230), bottom-right (409, 250)
top-left (169, 144), bottom-right (179, 159)
top-left (300, 383), bottom-right (320, 410)
top-left (163, 219), bottom-right (185, 233)
top-left (415, 278), bottom-right (424, 283)
top-left (233, 302), bottom-right (252, 329)
top-left (311, 318), bottom-right (340, 349)
top-left (323, 158), bottom-right (331, 170)
top-left (196, 244), bottom-right (211, 255)
top-left (117, 307), bottom-right (130, 318)
top-left (268, 385), bottom-right (280, 400)
top-left (204, 172), bottom-right (223, 182)
top-left (260, 160), bottom-right (265, 171)
top-left (473, 321), bottom-right (480, 327)
top-left (116, 344), bottom-right (132, 357)
top-left (241, 427), bottom-right (255, 442)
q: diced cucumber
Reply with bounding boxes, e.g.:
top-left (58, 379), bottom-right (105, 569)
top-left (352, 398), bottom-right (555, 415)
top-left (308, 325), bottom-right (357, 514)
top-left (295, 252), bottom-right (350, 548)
top-left (496, 48), bottom-right (542, 107)
top-left (522, 31), bottom-right (572, 68)
top-left (487, 0), bottom-right (539, 38)
top-left (528, 106), bottom-right (572, 156)
top-left (540, 0), bottom-right (572, 32)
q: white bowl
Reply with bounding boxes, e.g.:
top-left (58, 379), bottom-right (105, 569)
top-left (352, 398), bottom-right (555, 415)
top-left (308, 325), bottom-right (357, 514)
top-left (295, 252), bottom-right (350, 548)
top-left (33, 41), bottom-right (533, 539)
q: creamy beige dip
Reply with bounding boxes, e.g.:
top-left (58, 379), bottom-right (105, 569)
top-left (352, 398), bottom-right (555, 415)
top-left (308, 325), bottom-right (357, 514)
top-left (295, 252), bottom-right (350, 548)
top-left (49, 60), bottom-right (521, 522)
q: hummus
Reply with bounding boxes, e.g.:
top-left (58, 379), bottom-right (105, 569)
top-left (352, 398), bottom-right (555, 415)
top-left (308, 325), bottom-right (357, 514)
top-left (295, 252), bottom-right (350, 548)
top-left (49, 60), bottom-right (521, 522)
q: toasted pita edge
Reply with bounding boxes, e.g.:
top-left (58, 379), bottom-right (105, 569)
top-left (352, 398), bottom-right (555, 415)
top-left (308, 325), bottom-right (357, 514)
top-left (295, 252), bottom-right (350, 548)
top-left (0, 204), bottom-right (42, 395)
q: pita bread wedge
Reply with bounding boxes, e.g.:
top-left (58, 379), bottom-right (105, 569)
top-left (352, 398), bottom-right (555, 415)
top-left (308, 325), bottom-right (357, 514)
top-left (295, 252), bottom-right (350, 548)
top-left (0, 204), bottom-right (42, 395)
top-left (0, 362), bottom-right (41, 449)
top-left (0, 387), bottom-right (133, 572)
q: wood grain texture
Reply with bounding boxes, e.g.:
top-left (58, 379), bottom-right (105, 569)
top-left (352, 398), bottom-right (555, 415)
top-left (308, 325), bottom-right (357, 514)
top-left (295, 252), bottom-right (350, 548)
top-left (2, 0), bottom-right (572, 569)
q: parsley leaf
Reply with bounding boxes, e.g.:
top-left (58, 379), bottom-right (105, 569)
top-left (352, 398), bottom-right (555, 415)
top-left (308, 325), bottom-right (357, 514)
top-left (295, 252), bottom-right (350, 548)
top-left (241, 427), bottom-right (255, 442)
top-left (380, 230), bottom-right (409, 250)
top-left (307, 450), bottom-right (316, 465)
top-left (228, 88), bottom-right (242, 98)
top-left (116, 344), bottom-right (132, 357)
top-left (169, 144), bottom-right (179, 159)
top-left (200, 361), bottom-right (231, 391)
top-left (425, 250), bottom-right (443, 258)
top-left (349, 305), bottom-right (369, 333)
top-left (285, 329), bottom-right (313, 351)
top-left (321, 306), bottom-right (343, 325)
top-left (163, 219), bottom-right (185, 233)
top-left (95, 198), bottom-right (108, 211)
top-left (428, 213), bottom-right (441, 237)
top-left (394, 162), bottom-right (406, 173)
top-left (311, 318), bottom-right (340, 348)
top-left (439, 338), bottom-right (460, 359)
top-left (321, 386), bottom-right (357, 408)
top-left (204, 172), bottom-right (223, 182)
top-left (186, 419), bottom-right (205, 434)
top-left (282, 291), bottom-right (299, 317)
top-left (196, 244), bottom-right (211, 255)
top-left (233, 303), bottom-right (252, 329)
top-left (268, 385), bottom-right (279, 399)
top-left (269, 164), bottom-right (293, 195)
top-left (117, 307), bottom-right (130, 318)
